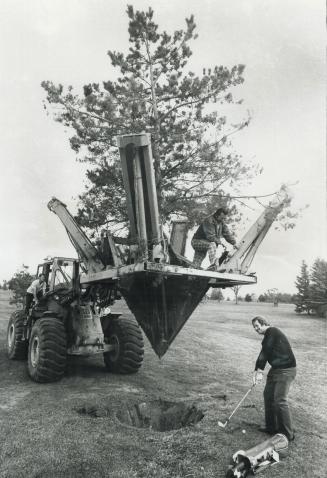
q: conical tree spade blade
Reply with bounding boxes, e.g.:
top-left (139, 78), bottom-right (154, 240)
top-left (119, 272), bottom-right (210, 357)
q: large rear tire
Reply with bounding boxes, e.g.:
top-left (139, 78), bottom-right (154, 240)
top-left (104, 315), bottom-right (144, 374)
top-left (28, 317), bottom-right (67, 383)
top-left (7, 310), bottom-right (28, 360)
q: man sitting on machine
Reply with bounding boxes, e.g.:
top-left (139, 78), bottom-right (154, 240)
top-left (191, 207), bottom-right (238, 269)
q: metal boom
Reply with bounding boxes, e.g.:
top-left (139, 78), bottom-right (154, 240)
top-left (47, 197), bottom-right (104, 274)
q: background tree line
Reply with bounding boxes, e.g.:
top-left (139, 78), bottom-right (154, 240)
top-left (294, 258), bottom-right (327, 317)
top-left (209, 288), bottom-right (296, 304)
top-left (257, 291), bottom-right (297, 304)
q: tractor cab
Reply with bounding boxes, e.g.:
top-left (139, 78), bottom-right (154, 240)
top-left (36, 257), bottom-right (79, 294)
top-left (26, 257), bottom-right (81, 324)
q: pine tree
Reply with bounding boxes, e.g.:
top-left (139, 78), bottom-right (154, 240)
top-left (310, 258), bottom-right (327, 304)
top-left (42, 5), bottom-right (257, 235)
top-left (294, 260), bottom-right (311, 314)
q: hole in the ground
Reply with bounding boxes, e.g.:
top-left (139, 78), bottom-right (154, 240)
top-left (116, 399), bottom-right (204, 432)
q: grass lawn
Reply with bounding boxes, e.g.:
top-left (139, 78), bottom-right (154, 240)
top-left (0, 289), bottom-right (326, 478)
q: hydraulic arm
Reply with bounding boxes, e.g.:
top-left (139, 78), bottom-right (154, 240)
top-left (219, 185), bottom-right (292, 274)
top-left (47, 198), bottom-right (104, 274)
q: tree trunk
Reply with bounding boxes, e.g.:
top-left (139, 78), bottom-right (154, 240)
top-left (146, 38), bottom-right (162, 212)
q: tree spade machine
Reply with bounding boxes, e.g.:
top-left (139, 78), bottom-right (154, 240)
top-left (6, 133), bottom-right (292, 382)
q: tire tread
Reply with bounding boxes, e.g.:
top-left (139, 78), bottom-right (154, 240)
top-left (104, 315), bottom-right (144, 374)
top-left (28, 317), bottom-right (67, 383)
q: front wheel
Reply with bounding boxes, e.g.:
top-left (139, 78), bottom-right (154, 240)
top-left (7, 310), bottom-right (28, 360)
top-left (104, 315), bottom-right (144, 374)
top-left (28, 317), bottom-right (67, 383)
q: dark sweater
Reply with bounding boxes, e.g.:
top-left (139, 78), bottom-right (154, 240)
top-left (255, 327), bottom-right (296, 371)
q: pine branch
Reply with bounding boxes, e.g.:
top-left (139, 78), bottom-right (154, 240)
top-left (162, 122), bottom-right (248, 179)
top-left (160, 84), bottom-right (232, 121)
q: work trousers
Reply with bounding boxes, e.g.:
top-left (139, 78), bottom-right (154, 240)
top-left (25, 290), bottom-right (43, 314)
top-left (264, 367), bottom-right (296, 440)
top-left (25, 293), bottom-right (34, 314)
top-left (192, 241), bottom-right (217, 268)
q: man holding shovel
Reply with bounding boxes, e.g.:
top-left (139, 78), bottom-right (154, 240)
top-left (252, 316), bottom-right (296, 442)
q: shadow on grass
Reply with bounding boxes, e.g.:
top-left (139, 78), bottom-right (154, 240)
top-left (66, 355), bottom-right (108, 378)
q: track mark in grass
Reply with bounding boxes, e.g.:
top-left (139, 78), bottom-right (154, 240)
top-left (75, 404), bottom-right (110, 418)
top-left (211, 393), bottom-right (227, 400)
top-left (302, 430), bottom-right (326, 440)
top-left (0, 388), bottom-right (31, 410)
top-left (240, 420), bottom-right (260, 428)
top-left (117, 399), bottom-right (204, 432)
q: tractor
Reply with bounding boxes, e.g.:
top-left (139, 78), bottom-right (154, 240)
top-left (7, 256), bottom-right (144, 382)
top-left (7, 133), bottom-right (292, 382)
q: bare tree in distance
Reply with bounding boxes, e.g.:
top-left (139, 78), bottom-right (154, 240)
top-left (231, 285), bottom-right (242, 305)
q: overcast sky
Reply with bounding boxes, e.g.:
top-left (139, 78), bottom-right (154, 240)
top-left (0, 0), bottom-right (325, 296)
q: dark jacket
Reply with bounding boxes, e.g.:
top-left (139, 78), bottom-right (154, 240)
top-left (192, 216), bottom-right (236, 245)
top-left (255, 327), bottom-right (296, 371)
